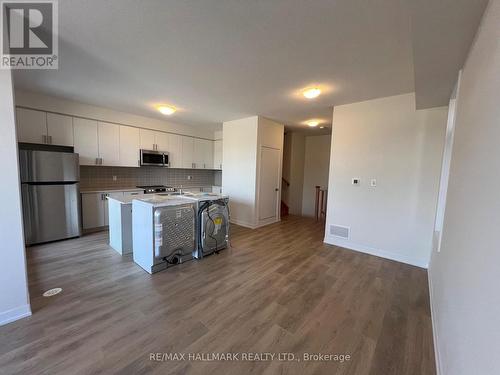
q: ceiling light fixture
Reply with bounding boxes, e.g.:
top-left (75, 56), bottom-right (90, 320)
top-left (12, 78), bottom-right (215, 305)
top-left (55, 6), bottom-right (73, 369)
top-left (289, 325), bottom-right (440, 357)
top-left (158, 105), bottom-right (176, 115)
top-left (307, 120), bottom-right (319, 127)
top-left (303, 87), bottom-right (321, 99)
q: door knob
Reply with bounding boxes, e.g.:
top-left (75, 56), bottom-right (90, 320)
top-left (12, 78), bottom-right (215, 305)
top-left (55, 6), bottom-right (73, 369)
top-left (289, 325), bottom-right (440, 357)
top-left (275, 188), bottom-right (279, 191)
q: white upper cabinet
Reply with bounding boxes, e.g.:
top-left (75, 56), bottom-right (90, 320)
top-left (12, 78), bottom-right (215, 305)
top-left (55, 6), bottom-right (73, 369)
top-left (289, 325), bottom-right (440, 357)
top-left (182, 136), bottom-right (195, 168)
top-left (139, 129), bottom-right (156, 150)
top-left (46, 113), bottom-right (73, 146)
top-left (14, 107), bottom-right (216, 170)
top-left (98, 122), bottom-right (120, 166)
top-left (155, 132), bottom-right (170, 151)
top-left (119, 126), bottom-right (140, 167)
top-left (194, 139), bottom-right (213, 169)
top-left (16, 108), bottom-right (47, 144)
top-left (168, 134), bottom-right (182, 168)
top-left (213, 140), bottom-right (222, 170)
top-left (74, 118), bottom-right (98, 165)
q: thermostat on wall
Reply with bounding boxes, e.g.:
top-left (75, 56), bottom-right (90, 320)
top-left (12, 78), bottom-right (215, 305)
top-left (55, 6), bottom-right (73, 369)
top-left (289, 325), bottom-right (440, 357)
top-left (352, 178), bottom-right (360, 185)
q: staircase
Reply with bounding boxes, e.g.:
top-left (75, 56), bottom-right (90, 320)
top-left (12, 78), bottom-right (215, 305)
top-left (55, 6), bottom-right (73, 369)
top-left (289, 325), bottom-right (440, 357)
top-left (281, 200), bottom-right (289, 217)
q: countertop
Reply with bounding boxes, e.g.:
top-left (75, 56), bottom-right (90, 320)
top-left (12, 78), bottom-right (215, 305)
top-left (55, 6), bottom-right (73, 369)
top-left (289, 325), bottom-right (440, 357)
top-left (80, 185), bottom-right (220, 194)
top-left (107, 192), bottom-right (227, 205)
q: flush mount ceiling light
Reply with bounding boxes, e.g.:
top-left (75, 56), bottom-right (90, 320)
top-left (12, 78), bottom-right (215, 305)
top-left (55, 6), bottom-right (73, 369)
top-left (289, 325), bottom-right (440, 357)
top-left (157, 105), bottom-right (176, 115)
top-left (303, 87), bottom-right (321, 99)
top-left (307, 120), bottom-right (319, 127)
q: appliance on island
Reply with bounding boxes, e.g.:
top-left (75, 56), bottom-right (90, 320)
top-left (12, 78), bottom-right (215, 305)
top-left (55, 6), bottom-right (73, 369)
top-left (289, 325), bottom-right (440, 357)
top-left (139, 149), bottom-right (169, 167)
top-left (182, 193), bottom-right (230, 259)
top-left (19, 145), bottom-right (81, 245)
top-left (132, 196), bottom-right (197, 274)
top-left (136, 185), bottom-right (176, 194)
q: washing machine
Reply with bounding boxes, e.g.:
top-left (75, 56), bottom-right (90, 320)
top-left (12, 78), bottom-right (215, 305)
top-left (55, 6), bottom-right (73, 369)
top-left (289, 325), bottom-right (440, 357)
top-left (182, 193), bottom-right (230, 259)
top-left (153, 200), bottom-right (196, 268)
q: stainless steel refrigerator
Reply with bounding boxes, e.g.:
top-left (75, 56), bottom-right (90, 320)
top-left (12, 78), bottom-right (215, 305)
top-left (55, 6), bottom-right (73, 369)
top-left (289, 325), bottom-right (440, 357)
top-left (19, 148), bottom-right (82, 245)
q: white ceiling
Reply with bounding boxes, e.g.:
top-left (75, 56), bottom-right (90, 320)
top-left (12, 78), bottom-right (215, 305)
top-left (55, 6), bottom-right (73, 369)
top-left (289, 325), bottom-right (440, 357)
top-left (13, 0), bottom-right (486, 134)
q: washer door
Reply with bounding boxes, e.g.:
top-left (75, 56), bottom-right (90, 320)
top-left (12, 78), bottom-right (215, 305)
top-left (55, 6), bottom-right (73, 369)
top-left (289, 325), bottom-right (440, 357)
top-left (201, 204), bottom-right (228, 254)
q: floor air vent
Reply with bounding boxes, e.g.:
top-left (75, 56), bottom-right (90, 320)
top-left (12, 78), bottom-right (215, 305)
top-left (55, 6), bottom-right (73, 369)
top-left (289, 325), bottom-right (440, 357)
top-left (330, 225), bottom-right (350, 239)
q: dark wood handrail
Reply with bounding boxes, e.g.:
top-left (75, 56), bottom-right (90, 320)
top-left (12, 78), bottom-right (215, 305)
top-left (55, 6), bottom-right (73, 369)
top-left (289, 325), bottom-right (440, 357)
top-left (315, 186), bottom-right (328, 222)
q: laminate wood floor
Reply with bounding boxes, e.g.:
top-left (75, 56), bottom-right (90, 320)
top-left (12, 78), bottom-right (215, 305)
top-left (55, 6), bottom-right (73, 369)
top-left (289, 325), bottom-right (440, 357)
top-left (0, 216), bottom-right (435, 375)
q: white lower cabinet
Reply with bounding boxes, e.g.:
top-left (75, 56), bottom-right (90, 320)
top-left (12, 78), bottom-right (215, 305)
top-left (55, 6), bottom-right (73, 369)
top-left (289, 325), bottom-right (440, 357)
top-left (81, 192), bottom-right (108, 229)
top-left (82, 191), bottom-right (126, 229)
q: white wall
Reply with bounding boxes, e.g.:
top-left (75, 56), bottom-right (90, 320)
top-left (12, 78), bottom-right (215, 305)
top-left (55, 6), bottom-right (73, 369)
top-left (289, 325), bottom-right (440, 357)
top-left (256, 117), bottom-right (284, 226)
top-left (0, 71), bottom-right (31, 325)
top-left (222, 116), bottom-right (283, 228)
top-left (15, 89), bottom-right (216, 140)
top-left (428, 1), bottom-right (500, 374)
top-left (302, 135), bottom-right (331, 217)
top-left (324, 93), bottom-right (447, 268)
top-left (222, 116), bottom-right (259, 227)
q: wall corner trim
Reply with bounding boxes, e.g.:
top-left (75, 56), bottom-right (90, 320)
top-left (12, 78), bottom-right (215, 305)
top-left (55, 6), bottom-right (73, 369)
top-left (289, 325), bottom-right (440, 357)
top-left (324, 235), bottom-right (429, 269)
top-left (0, 304), bottom-right (32, 326)
top-left (428, 265), bottom-right (443, 375)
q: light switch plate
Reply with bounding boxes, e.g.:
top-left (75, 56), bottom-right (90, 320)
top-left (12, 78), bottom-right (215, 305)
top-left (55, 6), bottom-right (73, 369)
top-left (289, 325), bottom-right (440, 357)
top-left (370, 178), bottom-right (377, 187)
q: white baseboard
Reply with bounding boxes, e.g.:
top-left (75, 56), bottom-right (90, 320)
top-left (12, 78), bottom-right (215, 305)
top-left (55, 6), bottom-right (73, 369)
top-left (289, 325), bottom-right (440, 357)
top-left (0, 304), bottom-right (31, 326)
top-left (230, 217), bottom-right (280, 229)
top-left (324, 235), bottom-right (428, 269)
top-left (427, 265), bottom-right (443, 375)
top-left (230, 218), bottom-right (258, 229)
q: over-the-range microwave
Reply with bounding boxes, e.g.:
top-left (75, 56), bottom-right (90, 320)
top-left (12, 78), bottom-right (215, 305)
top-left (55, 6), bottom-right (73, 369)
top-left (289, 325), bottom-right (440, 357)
top-left (140, 149), bottom-right (170, 167)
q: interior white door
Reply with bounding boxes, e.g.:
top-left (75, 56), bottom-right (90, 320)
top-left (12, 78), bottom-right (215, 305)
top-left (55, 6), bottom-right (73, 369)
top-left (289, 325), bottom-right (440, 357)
top-left (47, 113), bottom-right (73, 146)
top-left (73, 118), bottom-right (98, 165)
top-left (119, 126), bottom-right (140, 167)
top-left (259, 147), bottom-right (281, 221)
top-left (98, 122), bottom-right (120, 166)
top-left (16, 108), bottom-right (47, 144)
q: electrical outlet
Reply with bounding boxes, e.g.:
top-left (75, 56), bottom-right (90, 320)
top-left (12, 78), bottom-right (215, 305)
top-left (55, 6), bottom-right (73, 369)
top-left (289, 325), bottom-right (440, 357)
top-left (112, 175), bottom-right (117, 181)
top-left (370, 178), bottom-right (377, 187)
top-left (352, 178), bottom-right (360, 185)
top-left (187, 175), bottom-right (192, 180)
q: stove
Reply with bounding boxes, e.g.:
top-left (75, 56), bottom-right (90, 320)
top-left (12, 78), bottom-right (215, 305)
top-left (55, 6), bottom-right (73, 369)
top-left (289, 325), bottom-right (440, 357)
top-left (136, 185), bottom-right (176, 194)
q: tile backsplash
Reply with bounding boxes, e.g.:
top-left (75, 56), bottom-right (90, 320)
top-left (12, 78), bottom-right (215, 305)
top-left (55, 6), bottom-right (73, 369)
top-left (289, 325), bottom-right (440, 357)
top-left (80, 166), bottom-right (219, 189)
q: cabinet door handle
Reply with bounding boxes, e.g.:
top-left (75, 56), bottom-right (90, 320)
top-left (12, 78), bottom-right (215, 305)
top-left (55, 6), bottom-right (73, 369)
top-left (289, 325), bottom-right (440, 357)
top-left (42, 135), bottom-right (47, 143)
top-left (48, 135), bottom-right (52, 144)
top-left (96, 158), bottom-right (99, 165)
top-left (203, 163), bottom-right (206, 169)
top-left (100, 158), bottom-right (103, 165)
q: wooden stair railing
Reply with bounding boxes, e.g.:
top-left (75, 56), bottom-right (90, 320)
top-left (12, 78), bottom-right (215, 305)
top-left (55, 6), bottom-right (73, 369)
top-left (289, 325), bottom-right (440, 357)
top-left (315, 186), bottom-right (328, 222)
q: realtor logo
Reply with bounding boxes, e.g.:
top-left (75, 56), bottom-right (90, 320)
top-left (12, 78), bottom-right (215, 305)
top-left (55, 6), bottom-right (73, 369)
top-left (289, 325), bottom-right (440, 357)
top-left (1, 0), bottom-right (58, 69)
